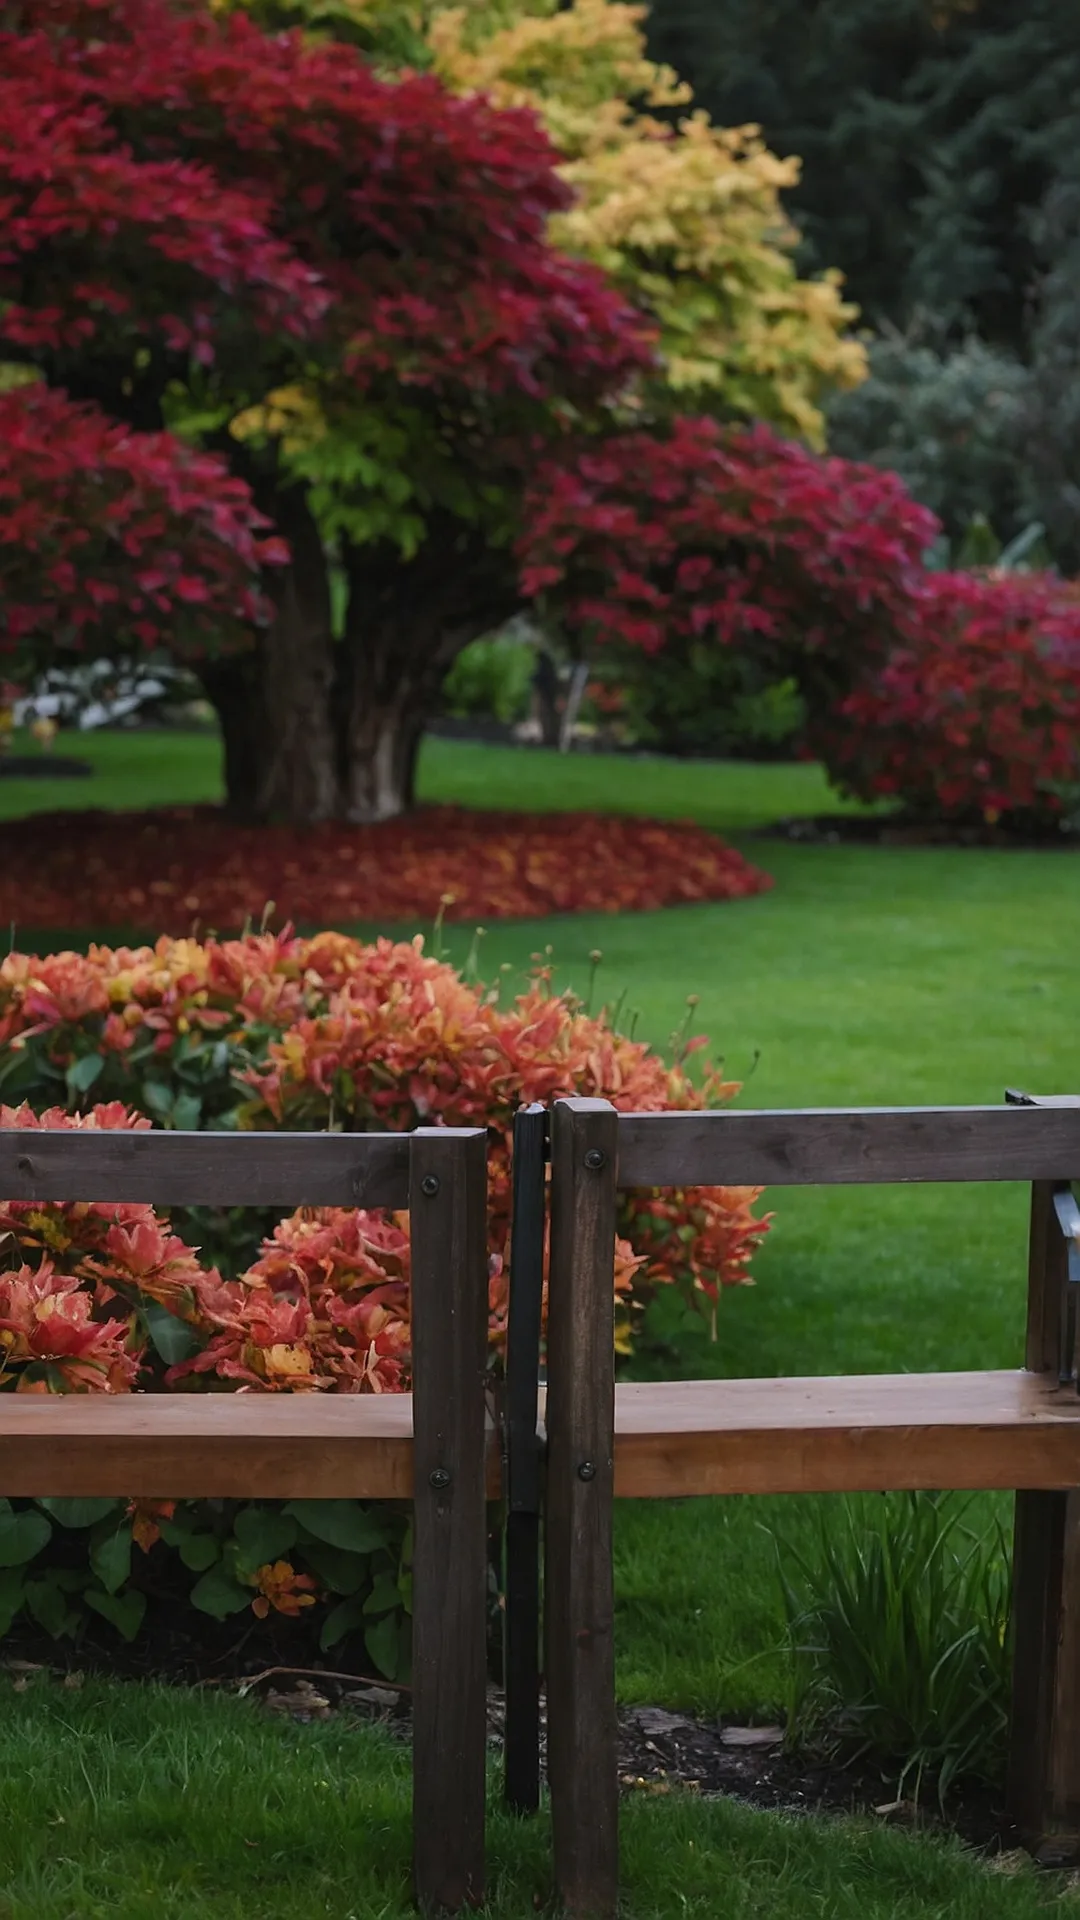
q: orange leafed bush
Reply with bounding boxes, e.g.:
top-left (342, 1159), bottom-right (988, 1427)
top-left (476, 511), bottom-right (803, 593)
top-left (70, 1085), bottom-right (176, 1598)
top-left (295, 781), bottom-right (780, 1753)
top-left (0, 930), bottom-right (771, 1388)
top-left (0, 1105), bottom-right (417, 1395)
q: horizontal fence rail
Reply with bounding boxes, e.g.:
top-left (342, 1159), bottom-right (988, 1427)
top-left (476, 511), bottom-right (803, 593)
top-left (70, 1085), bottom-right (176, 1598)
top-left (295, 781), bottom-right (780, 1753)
top-left (0, 1126), bottom-right (422, 1208)
top-left (616, 1101), bottom-right (1080, 1190)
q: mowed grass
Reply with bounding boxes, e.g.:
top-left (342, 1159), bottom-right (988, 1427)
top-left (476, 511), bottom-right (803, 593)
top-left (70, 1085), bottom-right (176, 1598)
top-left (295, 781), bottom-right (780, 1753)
top-left (0, 727), bottom-right (857, 828)
top-left (3, 728), bottom-right (1080, 1912)
top-left (0, 1675), bottom-right (1075, 1920)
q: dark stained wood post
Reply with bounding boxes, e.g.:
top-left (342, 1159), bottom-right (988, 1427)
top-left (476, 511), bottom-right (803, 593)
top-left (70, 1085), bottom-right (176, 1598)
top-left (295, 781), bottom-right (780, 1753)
top-left (410, 1127), bottom-right (490, 1913)
top-left (504, 1104), bottom-right (548, 1815)
top-left (544, 1097), bottom-right (620, 1919)
top-left (1007, 1129), bottom-right (1080, 1851)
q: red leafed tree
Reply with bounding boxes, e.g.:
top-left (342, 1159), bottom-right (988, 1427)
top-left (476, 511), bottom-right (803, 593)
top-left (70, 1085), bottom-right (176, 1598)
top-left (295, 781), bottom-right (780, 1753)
top-left (520, 414), bottom-right (937, 751)
top-left (521, 417), bottom-right (936, 661)
top-left (0, 0), bottom-right (650, 822)
top-left (520, 417), bottom-right (1080, 826)
top-left (0, 385), bottom-right (286, 655)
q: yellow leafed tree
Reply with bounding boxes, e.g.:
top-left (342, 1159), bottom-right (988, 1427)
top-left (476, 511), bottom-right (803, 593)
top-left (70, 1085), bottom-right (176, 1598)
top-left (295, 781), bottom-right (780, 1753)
top-left (426, 0), bottom-right (865, 441)
top-left (219, 0), bottom-right (867, 441)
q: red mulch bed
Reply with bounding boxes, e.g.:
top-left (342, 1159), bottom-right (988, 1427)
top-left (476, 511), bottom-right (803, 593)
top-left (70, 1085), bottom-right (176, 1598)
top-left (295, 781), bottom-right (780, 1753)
top-left (0, 804), bottom-right (770, 931)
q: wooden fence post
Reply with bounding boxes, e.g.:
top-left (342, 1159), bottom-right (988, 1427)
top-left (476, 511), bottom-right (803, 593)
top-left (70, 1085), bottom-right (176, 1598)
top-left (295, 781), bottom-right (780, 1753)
top-left (1007, 1170), bottom-right (1080, 1855)
top-left (410, 1128), bottom-right (490, 1913)
top-left (504, 1103), bottom-right (548, 1815)
top-left (545, 1097), bottom-right (620, 1919)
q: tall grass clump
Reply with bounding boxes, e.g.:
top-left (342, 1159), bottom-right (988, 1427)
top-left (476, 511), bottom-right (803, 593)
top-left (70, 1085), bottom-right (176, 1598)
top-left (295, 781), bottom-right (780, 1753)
top-left (773, 1491), bottom-right (1012, 1804)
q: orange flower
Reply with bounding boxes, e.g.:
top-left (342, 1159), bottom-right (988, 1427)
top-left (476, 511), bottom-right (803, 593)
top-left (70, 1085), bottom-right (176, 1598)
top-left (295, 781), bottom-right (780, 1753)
top-left (128, 1498), bottom-right (176, 1553)
top-left (251, 1560), bottom-right (318, 1619)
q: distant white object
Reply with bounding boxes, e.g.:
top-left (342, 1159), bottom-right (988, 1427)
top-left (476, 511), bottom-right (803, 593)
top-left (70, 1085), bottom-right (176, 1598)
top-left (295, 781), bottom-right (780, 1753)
top-left (14, 658), bottom-right (201, 730)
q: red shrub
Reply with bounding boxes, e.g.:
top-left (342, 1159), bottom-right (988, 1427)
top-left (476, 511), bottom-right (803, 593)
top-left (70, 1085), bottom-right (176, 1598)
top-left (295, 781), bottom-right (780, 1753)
top-left (815, 571), bottom-right (1080, 824)
top-left (521, 418), bottom-right (1080, 826)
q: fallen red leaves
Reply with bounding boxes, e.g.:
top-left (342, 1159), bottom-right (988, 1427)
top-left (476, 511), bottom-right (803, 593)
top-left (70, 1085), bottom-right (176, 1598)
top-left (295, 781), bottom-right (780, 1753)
top-left (0, 804), bottom-right (770, 931)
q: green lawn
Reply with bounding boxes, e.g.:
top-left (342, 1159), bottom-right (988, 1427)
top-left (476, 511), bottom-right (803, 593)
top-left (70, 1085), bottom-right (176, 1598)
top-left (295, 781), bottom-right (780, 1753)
top-left (0, 728), bottom-right (862, 828)
top-left (0, 1676), bottom-right (1074, 1920)
top-left (3, 729), bottom-right (1080, 1913)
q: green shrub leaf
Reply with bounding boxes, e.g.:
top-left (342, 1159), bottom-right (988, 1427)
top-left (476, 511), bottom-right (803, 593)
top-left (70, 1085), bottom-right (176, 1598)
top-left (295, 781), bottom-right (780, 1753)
top-left (177, 1534), bottom-right (221, 1573)
top-left (25, 1575), bottom-right (82, 1640)
top-left (85, 1587), bottom-right (147, 1642)
top-left (320, 1596), bottom-right (367, 1653)
top-left (89, 1522), bottom-right (133, 1596)
top-left (171, 1092), bottom-right (204, 1132)
top-left (300, 1543), bottom-right (370, 1596)
top-left (232, 1506), bottom-right (298, 1570)
top-left (66, 1052), bottom-right (104, 1094)
top-left (0, 1568), bottom-right (26, 1636)
top-left (190, 1565), bottom-right (252, 1620)
top-left (36, 1497), bottom-right (120, 1531)
top-left (0, 1503), bottom-right (52, 1569)
top-left (285, 1501), bottom-right (388, 1553)
top-left (365, 1610), bottom-right (401, 1679)
top-left (363, 1576), bottom-right (400, 1617)
top-left (145, 1301), bottom-right (200, 1366)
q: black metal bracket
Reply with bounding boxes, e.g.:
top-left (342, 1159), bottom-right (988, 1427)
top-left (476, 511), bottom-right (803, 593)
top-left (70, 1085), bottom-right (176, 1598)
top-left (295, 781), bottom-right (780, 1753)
top-left (502, 1103), bottom-right (549, 1816)
top-left (505, 1104), bottom-right (549, 1518)
top-left (1053, 1185), bottom-right (1080, 1390)
top-left (1006, 1092), bottom-right (1080, 1391)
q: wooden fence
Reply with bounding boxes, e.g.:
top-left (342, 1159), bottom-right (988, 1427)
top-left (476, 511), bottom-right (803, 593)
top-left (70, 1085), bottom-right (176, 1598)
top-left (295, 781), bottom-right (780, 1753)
top-left (9, 1099), bottom-right (1080, 1915)
top-left (516, 1093), bottom-right (1080, 1918)
top-left (0, 1124), bottom-right (491, 1916)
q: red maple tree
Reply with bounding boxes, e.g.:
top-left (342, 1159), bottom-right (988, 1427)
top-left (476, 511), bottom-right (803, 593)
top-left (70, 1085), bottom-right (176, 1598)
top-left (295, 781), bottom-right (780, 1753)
top-left (0, 0), bottom-right (649, 821)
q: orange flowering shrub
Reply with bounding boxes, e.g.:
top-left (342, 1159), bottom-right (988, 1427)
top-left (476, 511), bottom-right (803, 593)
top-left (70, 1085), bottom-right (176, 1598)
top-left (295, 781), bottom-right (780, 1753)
top-left (0, 1108), bottom-right (416, 1397)
top-left (0, 931), bottom-right (770, 1348)
top-left (0, 806), bottom-right (769, 934)
top-left (0, 936), bottom-right (769, 1666)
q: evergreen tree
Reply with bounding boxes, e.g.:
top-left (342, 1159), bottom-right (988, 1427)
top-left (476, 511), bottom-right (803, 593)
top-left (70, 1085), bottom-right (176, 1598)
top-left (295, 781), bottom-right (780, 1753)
top-left (644, 0), bottom-right (1080, 349)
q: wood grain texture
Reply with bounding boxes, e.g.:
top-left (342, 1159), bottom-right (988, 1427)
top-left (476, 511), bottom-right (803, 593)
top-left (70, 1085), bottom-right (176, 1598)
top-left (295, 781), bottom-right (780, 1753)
top-left (615, 1104), bottom-right (1080, 1190)
top-left (0, 1127), bottom-right (410, 1207)
top-left (504, 1104), bottom-right (547, 1818)
top-left (1008, 1173), bottom-right (1080, 1853)
top-left (607, 1372), bottom-right (1080, 1496)
top-left (409, 1127), bottom-right (490, 1915)
top-left (0, 1395), bottom-right (501, 1499)
top-left (545, 1098), bottom-right (620, 1920)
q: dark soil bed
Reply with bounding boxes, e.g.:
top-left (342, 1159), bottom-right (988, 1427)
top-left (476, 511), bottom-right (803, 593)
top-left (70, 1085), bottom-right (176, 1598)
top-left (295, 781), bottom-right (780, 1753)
top-left (753, 813), bottom-right (1080, 852)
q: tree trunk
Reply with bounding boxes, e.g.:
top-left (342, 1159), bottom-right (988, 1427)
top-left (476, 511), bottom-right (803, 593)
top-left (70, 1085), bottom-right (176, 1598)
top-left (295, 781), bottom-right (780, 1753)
top-left (197, 650), bottom-right (264, 822)
top-left (200, 507), bottom-right (521, 825)
top-left (337, 527), bottom-right (521, 823)
top-left (534, 648), bottom-right (562, 748)
top-left (198, 488), bottom-right (339, 823)
top-left (338, 663), bottom-right (431, 822)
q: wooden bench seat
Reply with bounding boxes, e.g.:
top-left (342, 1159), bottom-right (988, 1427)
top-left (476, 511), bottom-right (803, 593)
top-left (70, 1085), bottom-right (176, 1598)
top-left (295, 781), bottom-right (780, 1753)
top-left (0, 1394), bottom-right (503, 1501)
top-left (609, 1370), bottom-right (1080, 1497)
